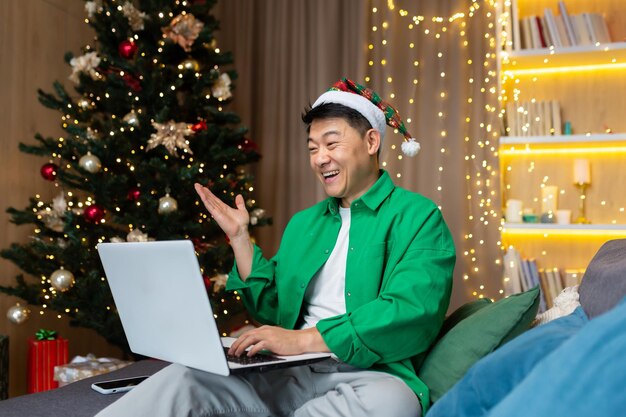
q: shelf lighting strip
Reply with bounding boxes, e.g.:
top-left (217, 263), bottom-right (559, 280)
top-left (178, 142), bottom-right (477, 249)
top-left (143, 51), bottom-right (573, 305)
top-left (503, 62), bottom-right (626, 75)
top-left (502, 227), bottom-right (626, 238)
top-left (500, 146), bottom-right (626, 156)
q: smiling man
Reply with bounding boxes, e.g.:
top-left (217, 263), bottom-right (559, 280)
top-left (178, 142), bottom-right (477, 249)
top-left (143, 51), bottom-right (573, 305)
top-left (97, 78), bottom-right (455, 417)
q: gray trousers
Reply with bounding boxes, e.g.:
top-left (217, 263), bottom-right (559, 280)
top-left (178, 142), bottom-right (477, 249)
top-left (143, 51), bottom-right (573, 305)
top-left (96, 359), bottom-right (421, 417)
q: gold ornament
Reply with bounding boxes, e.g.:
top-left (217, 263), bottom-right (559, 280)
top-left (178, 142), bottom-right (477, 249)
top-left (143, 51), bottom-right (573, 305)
top-left (211, 73), bottom-right (232, 101)
top-left (7, 303), bottom-right (30, 324)
top-left (121, 2), bottom-right (146, 31)
top-left (162, 13), bottom-right (204, 52)
top-left (123, 110), bottom-right (140, 127)
top-left (77, 98), bottom-right (92, 110)
top-left (37, 192), bottom-right (68, 232)
top-left (78, 152), bottom-right (102, 173)
top-left (158, 193), bottom-right (178, 214)
top-left (69, 51), bottom-right (101, 83)
top-left (146, 121), bottom-right (193, 157)
top-left (209, 273), bottom-right (228, 293)
top-left (50, 268), bottom-right (75, 292)
top-left (180, 58), bottom-right (200, 72)
top-left (126, 229), bottom-right (153, 242)
top-left (86, 127), bottom-right (99, 140)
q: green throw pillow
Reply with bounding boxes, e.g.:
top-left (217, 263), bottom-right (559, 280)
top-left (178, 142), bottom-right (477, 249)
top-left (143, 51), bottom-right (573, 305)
top-left (436, 298), bottom-right (493, 339)
top-left (418, 286), bottom-right (540, 404)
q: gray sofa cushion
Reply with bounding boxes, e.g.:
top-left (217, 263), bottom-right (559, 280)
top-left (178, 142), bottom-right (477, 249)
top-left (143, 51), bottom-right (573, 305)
top-left (579, 239), bottom-right (626, 319)
top-left (0, 360), bottom-right (167, 417)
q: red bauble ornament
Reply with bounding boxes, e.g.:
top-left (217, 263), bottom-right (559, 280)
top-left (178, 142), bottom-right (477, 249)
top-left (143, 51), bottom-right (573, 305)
top-left (40, 163), bottom-right (58, 181)
top-left (191, 120), bottom-right (208, 132)
top-left (240, 138), bottom-right (258, 153)
top-left (119, 40), bottom-right (138, 59)
top-left (123, 73), bottom-right (142, 91)
top-left (202, 274), bottom-right (212, 291)
top-left (127, 187), bottom-right (141, 201)
top-left (83, 205), bottom-right (105, 223)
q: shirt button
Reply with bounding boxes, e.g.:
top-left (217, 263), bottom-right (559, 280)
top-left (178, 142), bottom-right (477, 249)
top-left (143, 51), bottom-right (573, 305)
top-left (300, 283), bottom-right (306, 289)
top-left (324, 249), bottom-right (329, 254)
top-left (347, 292), bottom-right (351, 297)
top-left (350, 247), bottom-right (354, 251)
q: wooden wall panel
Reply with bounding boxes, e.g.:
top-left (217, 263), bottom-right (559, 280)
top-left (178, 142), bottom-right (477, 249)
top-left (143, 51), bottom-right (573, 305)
top-left (0, 0), bottom-right (121, 398)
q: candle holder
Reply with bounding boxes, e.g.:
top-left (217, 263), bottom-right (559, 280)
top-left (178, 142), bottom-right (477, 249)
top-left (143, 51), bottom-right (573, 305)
top-left (574, 182), bottom-right (590, 224)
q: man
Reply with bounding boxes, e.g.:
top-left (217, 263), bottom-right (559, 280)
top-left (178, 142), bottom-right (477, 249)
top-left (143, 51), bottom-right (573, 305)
top-left (97, 78), bottom-right (455, 417)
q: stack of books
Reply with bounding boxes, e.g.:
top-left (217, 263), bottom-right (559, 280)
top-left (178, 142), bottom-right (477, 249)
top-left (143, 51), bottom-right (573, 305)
top-left (504, 0), bottom-right (612, 51)
top-left (505, 100), bottom-right (562, 137)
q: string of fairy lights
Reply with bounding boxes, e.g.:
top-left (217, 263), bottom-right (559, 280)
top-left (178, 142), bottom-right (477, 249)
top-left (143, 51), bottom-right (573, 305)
top-left (366, 0), bottom-right (504, 300)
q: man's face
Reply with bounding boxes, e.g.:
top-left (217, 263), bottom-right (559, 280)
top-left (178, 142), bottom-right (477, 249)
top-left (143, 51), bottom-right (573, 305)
top-left (307, 117), bottom-right (380, 208)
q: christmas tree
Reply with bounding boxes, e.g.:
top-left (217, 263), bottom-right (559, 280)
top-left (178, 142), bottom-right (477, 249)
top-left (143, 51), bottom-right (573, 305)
top-left (1, 0), bottom-right (268, 353)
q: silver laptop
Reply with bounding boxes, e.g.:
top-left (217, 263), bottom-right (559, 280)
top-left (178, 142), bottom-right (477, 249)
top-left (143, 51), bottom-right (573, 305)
top-left (97, 240), bottom-right (331, 375)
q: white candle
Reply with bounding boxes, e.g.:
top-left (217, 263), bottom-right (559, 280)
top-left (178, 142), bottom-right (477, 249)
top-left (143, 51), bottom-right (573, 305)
top-left (541, 185), bottom-right (558, 214)
top-left (505, 199), bottom-right (523, 223)
top-left (573, 158), bottom-right (590, 185)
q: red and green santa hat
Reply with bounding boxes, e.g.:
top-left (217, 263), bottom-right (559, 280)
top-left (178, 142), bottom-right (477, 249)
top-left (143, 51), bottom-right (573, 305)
top-left (312, 77), bottom-right (420, 156)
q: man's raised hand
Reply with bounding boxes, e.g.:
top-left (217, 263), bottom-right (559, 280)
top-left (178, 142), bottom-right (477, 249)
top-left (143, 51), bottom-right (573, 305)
top-left (194, 183), bottom-right (250, 244)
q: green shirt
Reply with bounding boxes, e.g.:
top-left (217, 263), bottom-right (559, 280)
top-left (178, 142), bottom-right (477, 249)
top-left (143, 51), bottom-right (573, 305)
top-left (227, 170), bottom-right (455, 412)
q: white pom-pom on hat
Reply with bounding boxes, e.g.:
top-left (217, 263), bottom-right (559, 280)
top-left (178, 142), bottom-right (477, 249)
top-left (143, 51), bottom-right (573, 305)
top-left (401, 138), bottom-right (421, 157)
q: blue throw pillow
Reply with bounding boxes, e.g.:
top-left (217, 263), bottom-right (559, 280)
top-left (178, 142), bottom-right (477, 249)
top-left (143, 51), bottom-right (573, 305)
top-left (427, 306), bottom-right (589, 417)
top-left (488, 296), bottom-right (626, 417)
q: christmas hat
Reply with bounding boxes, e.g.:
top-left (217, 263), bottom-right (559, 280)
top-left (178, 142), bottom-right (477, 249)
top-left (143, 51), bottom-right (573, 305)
top-left (312, 77), bottom-right (420, 156)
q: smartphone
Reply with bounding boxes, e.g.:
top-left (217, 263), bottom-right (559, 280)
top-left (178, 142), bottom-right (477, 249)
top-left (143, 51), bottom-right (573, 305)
top-left (90, 375), bottom-right (150, 394)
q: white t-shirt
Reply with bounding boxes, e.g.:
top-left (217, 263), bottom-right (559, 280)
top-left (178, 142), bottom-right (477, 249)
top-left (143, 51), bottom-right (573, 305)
top-left (300, 207), bottom-right (350, 329)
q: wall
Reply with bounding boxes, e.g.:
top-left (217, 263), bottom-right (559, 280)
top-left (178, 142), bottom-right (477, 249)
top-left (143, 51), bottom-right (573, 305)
top-left (0, 0), bottom-right (122, 398)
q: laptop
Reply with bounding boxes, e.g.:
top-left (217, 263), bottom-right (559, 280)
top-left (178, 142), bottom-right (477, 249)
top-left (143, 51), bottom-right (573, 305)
top-left (97, 240), bottom-right (331, 375)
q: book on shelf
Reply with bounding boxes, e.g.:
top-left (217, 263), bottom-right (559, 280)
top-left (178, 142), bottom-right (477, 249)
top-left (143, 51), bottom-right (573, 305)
top-left (549, 268), bottom-right (565, 300)
top-left (542, 101), bottom-right (552, 137)
top-left (588, 13), bottom-right (611, 44)
top-left (571, 14), bottom-right (593, 45)
top-left (543, 8), bottom-right (561, 47)
top-left (558, 1), bottom-right (578, 46)
top-left (563, 269), bottom-right (584, 287)
top-left (503, 246), bottom-right (523, 296)
top-left (520, 256), bottom-right (534, 292)
top-left (521, 16), bottom-right (533, 50)
top-left (536, 16), bottom-right (550, 48)
top-left (528, 259), bottom-right (548, 313)
top-left (505, 0), bottom-right (522, 51)
top-left (529, 100), bottom-right (539, 136)
top-left (527, 16), bottom-right (544, 49)
top-left (554, 14), bottom-right (571, 47)
top-left (538, 268), bottom-right (561, 309)
top-left (551, 100), bottom-right (562, 136)
top-left (511, 0), bottom-right (522, 51)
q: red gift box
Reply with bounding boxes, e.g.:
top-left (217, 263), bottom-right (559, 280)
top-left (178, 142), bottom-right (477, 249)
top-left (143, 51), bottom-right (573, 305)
top-left (27, 337), bottom-right (68, 393)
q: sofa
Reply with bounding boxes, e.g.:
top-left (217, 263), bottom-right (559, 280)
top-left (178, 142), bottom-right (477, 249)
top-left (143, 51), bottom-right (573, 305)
top-left (427, 238), bottom-right (626, 416)
top-left (0, 239), bottom-right (624, 417)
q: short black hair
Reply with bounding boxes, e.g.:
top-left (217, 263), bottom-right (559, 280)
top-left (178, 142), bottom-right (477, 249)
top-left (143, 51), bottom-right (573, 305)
top-left (301, 103), bottom-right (372, 137)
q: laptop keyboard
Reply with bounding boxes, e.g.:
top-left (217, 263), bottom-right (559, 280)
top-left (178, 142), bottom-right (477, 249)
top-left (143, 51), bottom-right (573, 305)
top-left (223, 347), bottom-right (284, 364)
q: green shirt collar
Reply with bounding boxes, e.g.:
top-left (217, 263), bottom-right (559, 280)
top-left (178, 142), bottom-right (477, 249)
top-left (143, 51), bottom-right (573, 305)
top-left (325, 170), bottom-right (394, 214)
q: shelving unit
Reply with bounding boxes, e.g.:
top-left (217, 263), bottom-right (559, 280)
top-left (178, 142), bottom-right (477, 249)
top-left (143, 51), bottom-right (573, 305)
top-left (498, 0), bottom-right (626, 274)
